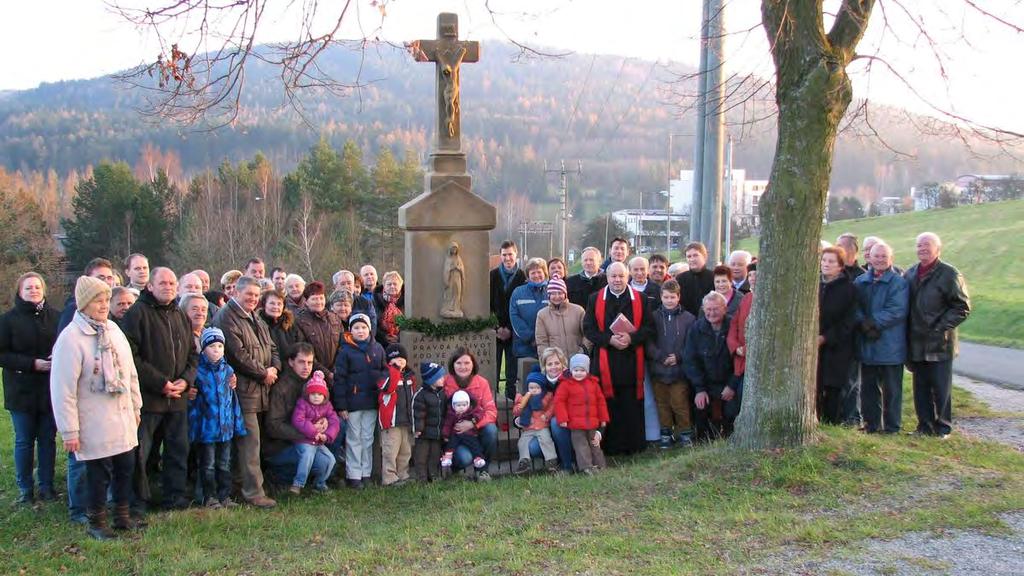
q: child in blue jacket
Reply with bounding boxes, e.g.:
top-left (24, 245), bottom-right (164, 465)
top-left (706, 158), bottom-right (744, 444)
top-left (188, 327), bottom-right (246, 508)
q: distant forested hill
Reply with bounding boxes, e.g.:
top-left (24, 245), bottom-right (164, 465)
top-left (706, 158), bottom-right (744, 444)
top-left (0, 42), bottom-right (1019, 214)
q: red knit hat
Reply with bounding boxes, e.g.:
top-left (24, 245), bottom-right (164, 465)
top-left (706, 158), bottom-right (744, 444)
top-left (305, 370), bottom-right (329, 397)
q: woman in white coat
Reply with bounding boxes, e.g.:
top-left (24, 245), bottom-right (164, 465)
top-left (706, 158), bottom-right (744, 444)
top-left (50, 276), bottom-right (142, 540)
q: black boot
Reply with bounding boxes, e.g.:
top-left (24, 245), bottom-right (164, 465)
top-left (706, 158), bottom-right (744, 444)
top-left (86, 508), bottom-right (116, 541)
top-left (113, 504), bottom-right (145, 531)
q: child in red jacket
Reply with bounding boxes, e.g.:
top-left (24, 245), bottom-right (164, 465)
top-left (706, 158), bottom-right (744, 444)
top-left (554, 353), bottom-right (609, 474)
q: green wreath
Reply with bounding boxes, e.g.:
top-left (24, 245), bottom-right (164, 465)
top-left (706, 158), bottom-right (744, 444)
top-left (395, 314), bottom-right (498, 339)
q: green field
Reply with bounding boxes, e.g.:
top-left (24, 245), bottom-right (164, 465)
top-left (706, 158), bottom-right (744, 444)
top-left (741, 199), bottom-right (1024, 348)
top-left (3, 377), bottom-right (1023, 575)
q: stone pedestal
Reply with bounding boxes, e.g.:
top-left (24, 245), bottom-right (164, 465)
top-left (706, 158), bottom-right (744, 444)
top-left (399, 161), bottom-right (496, 384)
top-left (402, 329), bottom-right (496, 388)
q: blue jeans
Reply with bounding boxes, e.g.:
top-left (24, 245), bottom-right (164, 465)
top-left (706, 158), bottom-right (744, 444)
top-left (67, 451), bottom-right (88, 521)
top-left (199, 441), bottom-right (232, 501)
top-left (267, 445), bottom-right (333, 486)
top-left (451, 423), bottom-right (497, 471)
top-left (328, 418), bottom-right (348, 464)
top-left (293, 443), bottom-right (336, 488)
top-left (9, 410), bottom-right (56, 496)
top-left (529, 417), bottom-right (574, 471)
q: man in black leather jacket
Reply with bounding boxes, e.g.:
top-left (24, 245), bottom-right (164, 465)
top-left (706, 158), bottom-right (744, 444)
top-left (904, 232), bottom-right (971, 438)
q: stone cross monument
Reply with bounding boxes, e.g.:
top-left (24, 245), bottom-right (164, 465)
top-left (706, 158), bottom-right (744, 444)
top-left (400, 13), bottom-right (497, 384)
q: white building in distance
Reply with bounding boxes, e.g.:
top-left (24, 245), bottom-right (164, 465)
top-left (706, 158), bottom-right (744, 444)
top-left (666, 169), bottom-right (768, 227)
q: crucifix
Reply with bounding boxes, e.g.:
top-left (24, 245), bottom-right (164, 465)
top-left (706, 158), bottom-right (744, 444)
top-left (408, 13), bottom-right (479, 152)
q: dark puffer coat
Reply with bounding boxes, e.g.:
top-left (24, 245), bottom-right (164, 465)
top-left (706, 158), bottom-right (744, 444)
top-left (682, 316), bottom-right (734, 393)
top-left (412, 382), bottom-right (446, 440)
top-left (331, 333), bottom-right (386, 413)
top-left (0, 295), bottom-right (60, 414)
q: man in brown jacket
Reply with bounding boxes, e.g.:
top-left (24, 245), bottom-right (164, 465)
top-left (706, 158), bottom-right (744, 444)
top-left (211, 276), bottom-right (280, 508)
top-left (535, 277), bottom-right (588, 358)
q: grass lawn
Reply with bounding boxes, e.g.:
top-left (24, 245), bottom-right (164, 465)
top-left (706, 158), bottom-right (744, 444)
top-left (3, 376), bottom-right (1022, 575)
top-left (740, 199), bottom-right (1024, 348)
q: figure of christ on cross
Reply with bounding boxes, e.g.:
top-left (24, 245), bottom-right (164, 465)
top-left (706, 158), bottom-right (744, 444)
top-left (408, 13), bottom-right (479, 152)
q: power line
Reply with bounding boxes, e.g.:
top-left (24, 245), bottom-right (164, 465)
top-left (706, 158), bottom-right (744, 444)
top-left (565, 54), bottom-right (597, 137)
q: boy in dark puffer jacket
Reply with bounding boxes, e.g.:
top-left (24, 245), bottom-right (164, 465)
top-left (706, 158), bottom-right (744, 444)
top-left (645, 279), bottom-right (696, 448)
top-left (412, 362), bottom-right (447, 482)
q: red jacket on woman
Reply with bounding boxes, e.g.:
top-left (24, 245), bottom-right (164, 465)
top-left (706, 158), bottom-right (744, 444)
top-left (553, 373), bottom-right (609, 430)
top-left (726, 291), bottom-right (753, 377)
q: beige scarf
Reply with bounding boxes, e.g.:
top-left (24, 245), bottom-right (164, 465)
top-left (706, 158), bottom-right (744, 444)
top-left (78, 312), bottom-right (128, 395)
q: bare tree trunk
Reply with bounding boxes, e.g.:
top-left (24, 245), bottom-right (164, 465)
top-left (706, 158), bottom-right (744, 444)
top-left (733, 0), bottom-right (874, 450)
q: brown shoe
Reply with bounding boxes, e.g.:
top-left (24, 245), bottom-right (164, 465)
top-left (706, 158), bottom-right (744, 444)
top-left (247, 496), bottom-right (277, 509)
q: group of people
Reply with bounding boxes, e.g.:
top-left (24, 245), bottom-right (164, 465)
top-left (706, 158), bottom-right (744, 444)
top-left (489, 231), bottom-right (970, 456)
top-left (0, 228), bottom-right (970, 541)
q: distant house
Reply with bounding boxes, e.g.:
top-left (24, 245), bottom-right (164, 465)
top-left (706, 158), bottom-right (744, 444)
top-left (667, 169), bottom-right (767, 228)
top-left (878, 197), bottom-right (903, 215)
top-left (611, 209), bottom-right (687, 251)
top-left (955, 174), bottom-right (1024, 204)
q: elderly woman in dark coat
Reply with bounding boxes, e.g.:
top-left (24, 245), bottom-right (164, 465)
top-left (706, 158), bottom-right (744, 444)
top-left (259, 289), bottom-right (304, 361)
top-left (817, 246), bottom-right (858, 424)
top-left (1, 272), bottom-right (61, 504)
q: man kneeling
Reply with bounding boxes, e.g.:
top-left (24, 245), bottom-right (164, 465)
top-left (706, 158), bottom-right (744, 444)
top-left (264, 343), bottom-right (336, 488)
top-left (684, 292), bottom-right (740, 441)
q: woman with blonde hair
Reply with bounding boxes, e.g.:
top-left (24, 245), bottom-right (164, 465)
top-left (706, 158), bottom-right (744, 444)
top-left (1, 272), bottom-right (61, 504)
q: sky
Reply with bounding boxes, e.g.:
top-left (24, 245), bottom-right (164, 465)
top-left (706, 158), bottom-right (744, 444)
top-left (1, 0), bottom-right (1022, 132)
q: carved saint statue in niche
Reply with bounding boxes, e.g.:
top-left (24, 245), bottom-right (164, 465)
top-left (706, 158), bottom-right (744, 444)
top-left (440, 241), bottom-right (465, 319)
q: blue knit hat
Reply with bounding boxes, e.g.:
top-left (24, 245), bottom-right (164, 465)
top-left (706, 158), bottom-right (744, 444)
top-left (348, 313), bottom-right (371, 330)
top-left (526, 371), bottom-right (548, 389)
top-left (200, 327), bottom-right (225, 351)
top-left (420, 362), bottom-right (447, 386)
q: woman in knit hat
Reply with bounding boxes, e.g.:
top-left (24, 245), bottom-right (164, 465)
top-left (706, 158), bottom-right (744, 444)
top-left (535, 276), bottom-right (588, 359)
top-left (332, 312), bottom-right (386, 489)
top-left (50, 276), bottom-right (143, 540)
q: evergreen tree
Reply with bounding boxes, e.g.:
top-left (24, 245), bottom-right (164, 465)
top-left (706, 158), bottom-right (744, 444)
top-left (62, 162), bottom-right (174, 271)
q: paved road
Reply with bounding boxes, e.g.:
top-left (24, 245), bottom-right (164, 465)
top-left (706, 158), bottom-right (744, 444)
top-left (954, 341), bottom-right (1024, 390)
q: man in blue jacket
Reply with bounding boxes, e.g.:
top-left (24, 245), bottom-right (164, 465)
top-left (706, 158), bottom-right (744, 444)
top-left (508, 258), bottom-right (549, 396)
top-left (854, 242), bottom-right (909, 434)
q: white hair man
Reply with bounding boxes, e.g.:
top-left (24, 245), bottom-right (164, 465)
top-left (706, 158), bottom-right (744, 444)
top-left (905, 232), bottom-right (970, 439)
top-left (853, 241), bottom-right (909, 435)
top-left (582, 261), bottom-right (654, 456)
top-left (727, 250), bottom-right (752, 293)
top-left (565, 246), bottom-right (606, 308)
top-left (683, 291), bottom-right (739, 441)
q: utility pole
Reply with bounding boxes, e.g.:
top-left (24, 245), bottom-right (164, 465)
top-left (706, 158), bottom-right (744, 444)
top-left (724, 134), bottom-right (733, 258)
top-left (700, 0), bottom-right (725, 265)
top-left (544, 160), bottom-right (582, 259)
top-left (691, 0), bottom-right (711, 247)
